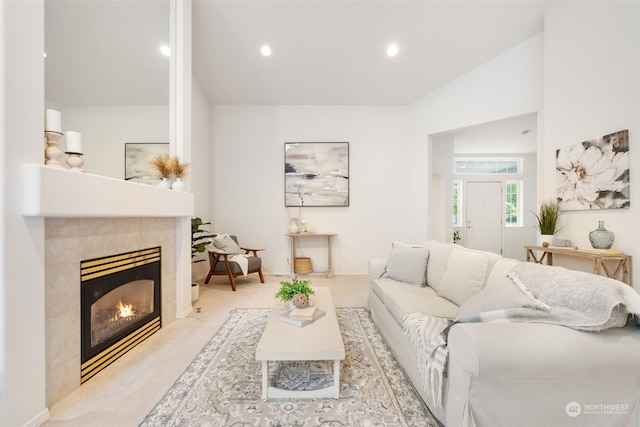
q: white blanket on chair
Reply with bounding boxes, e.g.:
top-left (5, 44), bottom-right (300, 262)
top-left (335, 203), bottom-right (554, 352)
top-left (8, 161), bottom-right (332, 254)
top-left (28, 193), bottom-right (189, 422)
top-left (206, 234), bottom-right (251, 276)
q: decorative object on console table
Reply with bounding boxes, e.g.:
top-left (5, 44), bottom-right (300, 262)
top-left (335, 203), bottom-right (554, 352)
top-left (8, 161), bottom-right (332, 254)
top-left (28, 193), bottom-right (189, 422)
top-left (589, 220), bottom-right (615, 249)
top-left (533, 199), bottom-right (561, 247)
top-left (64, 131), bottom-right (85, 172)
top-left (287, 207), bottom-right (300, 234)
top-left (556, 129), bottom-right (630, 211)
top-left (44, 109), bottom-right (64, 167)
top-left (294, 257), bottom-right (313, 275)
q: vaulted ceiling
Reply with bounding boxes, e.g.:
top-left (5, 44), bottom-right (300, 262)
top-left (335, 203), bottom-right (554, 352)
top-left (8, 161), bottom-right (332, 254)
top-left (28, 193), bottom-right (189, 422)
top-left (45, 0), bottom-right (551, 107)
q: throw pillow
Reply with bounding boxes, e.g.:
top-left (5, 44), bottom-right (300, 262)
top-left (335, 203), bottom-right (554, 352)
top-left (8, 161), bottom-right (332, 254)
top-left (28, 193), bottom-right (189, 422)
top-left (437, 246), bottom-right (491, 306)
top-left (212, 235), bottom-right (242, 254)
top-left (456, 258), bottom-right (544, 319)
top-left (383, 241), bottom-right (430, 286)
top-left (422, 240), bottom-right (454, 292)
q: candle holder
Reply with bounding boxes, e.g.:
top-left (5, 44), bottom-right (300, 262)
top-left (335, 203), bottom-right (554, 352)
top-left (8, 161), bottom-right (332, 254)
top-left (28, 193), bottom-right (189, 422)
top-left (65, 152), bottom-right (85, 173)
top-left (44, 131), bottom-right (64, 167)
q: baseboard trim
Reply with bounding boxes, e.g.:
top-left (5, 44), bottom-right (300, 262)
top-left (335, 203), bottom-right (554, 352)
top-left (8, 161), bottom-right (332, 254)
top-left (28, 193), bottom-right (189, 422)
top-left (22, 408), bottom-right (49, 427)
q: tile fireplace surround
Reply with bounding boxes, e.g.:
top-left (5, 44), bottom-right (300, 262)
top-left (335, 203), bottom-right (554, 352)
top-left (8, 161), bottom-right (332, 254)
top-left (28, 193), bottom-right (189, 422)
top-left (45, 217), bottom-right (177, 406)
top-left (24, 164), bottom-right (195, 407)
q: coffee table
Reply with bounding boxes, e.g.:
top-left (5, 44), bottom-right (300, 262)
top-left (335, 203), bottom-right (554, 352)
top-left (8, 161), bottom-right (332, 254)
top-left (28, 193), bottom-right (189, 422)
top-left (255, 287), bottom-right (345, 400)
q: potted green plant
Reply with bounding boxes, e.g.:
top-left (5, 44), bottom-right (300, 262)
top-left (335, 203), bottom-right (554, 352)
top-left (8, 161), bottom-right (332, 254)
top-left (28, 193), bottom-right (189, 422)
top-left (533, 200), bottom-right (561, 247)
top-left (191, 217), bottom-right (216, 301)
top-left (275, 277), bottom-right (314, 308)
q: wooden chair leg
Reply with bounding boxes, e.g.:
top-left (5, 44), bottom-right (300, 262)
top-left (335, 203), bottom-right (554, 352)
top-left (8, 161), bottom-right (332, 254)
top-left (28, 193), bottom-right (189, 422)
top-left (223, 256), bottom-right (236, 291)
top-left (258, 268), bottom-right (265, 283)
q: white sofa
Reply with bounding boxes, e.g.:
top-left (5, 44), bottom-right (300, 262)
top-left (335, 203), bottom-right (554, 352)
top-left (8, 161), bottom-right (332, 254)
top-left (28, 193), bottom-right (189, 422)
top-left (368, 240), bottom-right (640, 427)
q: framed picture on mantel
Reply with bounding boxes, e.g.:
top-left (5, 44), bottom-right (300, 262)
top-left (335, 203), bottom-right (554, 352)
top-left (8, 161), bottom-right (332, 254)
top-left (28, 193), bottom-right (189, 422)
top-left (285, 142), bottom-right (349, 207)
top-left (125, 142), bottom-right (169, 185)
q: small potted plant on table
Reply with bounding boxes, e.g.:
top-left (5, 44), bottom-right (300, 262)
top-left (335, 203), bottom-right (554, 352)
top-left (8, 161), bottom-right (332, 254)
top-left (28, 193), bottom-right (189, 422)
top-left (275, 277), bottom-right (315, 309)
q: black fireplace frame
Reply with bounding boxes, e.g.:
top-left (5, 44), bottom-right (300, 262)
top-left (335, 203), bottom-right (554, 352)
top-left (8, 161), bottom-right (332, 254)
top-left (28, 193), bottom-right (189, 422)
top-left (80, 247), bottom-right (161, 365)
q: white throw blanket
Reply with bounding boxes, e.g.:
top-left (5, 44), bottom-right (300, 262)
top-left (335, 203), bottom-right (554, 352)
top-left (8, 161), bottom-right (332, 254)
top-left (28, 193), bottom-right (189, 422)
top-left (206, 235), bottom-right (251, 276)
top-left (403, 262), bottom-right (640, 413)
top-left (403, 313), bottom-right (451, 412)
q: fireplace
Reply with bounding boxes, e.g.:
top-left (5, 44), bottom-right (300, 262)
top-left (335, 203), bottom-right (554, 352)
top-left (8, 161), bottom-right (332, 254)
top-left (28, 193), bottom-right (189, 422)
top-left (80, 247), bottom-right (161, 383)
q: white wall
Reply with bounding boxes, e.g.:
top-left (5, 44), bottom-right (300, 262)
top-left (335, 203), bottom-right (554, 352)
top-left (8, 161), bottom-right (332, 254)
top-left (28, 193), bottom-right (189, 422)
top-left (209, 34), bottom-right (544, 275)
top-left (210, 105), bottom-right (410, 274)
top-left (412, 34), bottom-right (544, 240)
top-left (1, 1), bottom-right (49, 425)
top-left (46, 104), bottom-right (169, 179)
top-left (542, 1), bottom-right (640, 287)
top-left (190, 77), bottom-right (212, 279)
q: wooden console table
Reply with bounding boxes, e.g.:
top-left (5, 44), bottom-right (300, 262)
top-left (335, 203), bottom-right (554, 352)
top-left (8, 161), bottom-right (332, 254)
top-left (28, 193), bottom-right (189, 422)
top-left (524, 246), bottom-right (632, 285)
top-left (287, 233), bottom-right (336, 278)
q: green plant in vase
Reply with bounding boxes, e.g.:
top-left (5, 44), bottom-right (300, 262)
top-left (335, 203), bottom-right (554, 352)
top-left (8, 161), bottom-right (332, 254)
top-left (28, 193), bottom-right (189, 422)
top-left (275, 277), bottom-right (314, 308)
top-left (191, 217), bottom-right (216, 263)
top-left (532, 200), bottom-right (561, 247)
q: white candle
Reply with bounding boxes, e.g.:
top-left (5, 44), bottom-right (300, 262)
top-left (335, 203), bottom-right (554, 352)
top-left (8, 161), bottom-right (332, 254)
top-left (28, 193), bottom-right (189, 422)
top-left (45, 109), bottom-right (62, 133)
top-left (65, 131), bottom-right (82, 154)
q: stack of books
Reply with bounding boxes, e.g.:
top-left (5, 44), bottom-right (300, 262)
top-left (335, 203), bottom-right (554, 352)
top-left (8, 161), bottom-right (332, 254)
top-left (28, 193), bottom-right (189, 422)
top-left (278, 305), bottom-right (325, 327)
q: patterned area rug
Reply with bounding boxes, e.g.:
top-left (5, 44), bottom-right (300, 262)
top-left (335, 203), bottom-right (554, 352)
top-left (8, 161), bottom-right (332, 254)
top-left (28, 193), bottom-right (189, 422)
top-left (140, 307), bottom-right (439, 426)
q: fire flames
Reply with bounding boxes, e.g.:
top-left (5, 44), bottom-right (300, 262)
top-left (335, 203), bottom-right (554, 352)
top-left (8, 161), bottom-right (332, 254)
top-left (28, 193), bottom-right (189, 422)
top-left (116, 301), bottom-right (135, 318)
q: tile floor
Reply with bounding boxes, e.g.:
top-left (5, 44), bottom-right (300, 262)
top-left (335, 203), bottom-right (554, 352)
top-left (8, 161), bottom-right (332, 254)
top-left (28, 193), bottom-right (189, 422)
top-left (44, 275), bottom-right (370, 426)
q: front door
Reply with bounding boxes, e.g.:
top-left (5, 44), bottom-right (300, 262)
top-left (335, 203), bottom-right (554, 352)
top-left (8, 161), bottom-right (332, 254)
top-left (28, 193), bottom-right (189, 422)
top-left (465, 182), bottom-right (503, 255)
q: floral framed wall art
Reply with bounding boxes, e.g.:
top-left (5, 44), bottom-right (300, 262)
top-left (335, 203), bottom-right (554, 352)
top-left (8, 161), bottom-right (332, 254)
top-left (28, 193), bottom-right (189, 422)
top-left (556, 129), bottom-right (629, 210)
top-left (285, 142), bottom-right (349, 207)
top-left (125, 142), bottom-right (169, 185)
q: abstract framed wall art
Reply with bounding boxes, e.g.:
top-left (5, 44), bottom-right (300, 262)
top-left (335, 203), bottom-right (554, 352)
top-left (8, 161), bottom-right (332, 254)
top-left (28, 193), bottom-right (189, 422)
top-left (125, 142), bottom-right (169, 185)
top-left (556, 129), bottom-right (629, 210)
top-left (285, 142), bottom-right (349, 207)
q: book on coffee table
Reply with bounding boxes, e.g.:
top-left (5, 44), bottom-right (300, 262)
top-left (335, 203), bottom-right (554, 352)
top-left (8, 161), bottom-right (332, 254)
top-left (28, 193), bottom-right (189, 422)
top-left (289, 305), bottom-right (318, 320)
top-left (278, 309), bottom-right (326, 327)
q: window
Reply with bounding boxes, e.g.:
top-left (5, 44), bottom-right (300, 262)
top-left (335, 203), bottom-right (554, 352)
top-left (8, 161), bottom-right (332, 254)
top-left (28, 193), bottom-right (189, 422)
top-left (453, 180), bottom-right (463, 227)
top-left (505, 181), bottom-right (522, 227)
top-left (454, 158), bottom-right (521, 174)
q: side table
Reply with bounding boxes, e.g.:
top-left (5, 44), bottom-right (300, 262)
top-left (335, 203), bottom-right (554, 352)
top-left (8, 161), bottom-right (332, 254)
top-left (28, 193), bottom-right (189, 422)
top-left (524, 245), bottom-right (632, 285)
top-left (287, 233), bottom-right (336, 278)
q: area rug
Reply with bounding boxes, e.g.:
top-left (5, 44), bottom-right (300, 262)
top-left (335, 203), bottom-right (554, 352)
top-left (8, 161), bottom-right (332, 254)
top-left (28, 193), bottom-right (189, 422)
top-left (140, 307), bottom-right (440, 426)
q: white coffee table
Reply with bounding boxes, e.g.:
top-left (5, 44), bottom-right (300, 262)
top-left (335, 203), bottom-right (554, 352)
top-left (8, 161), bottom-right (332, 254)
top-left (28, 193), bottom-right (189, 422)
top-left (255, 287), bottom-right (345, 400)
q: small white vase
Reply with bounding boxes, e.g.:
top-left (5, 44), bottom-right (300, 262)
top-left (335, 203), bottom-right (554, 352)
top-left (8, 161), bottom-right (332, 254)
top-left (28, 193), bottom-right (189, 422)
top-left (172, 177), bottom-right (186, 191)
top-left (537, 234), bottom-right (554, 247)
top-left (288, 219), bottom-right (299, 234)
top-left (158, 177), bottom-right (171, 189)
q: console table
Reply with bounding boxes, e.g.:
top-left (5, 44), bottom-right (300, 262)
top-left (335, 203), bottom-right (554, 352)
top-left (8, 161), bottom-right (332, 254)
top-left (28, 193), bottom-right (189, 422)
top-left (287, 233), bottom-right (336, 278)
top-left (524, 245), bottom-right (632, 285)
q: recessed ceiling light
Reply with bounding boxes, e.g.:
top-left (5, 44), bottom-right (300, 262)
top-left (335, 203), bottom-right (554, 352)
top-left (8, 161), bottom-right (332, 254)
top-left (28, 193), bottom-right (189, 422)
top-left (160, 45), bottom-right (170, 56)
top-left (261, 45), bottom-right (272, 57)
top-left (387, 43), bottom-right (399, 57)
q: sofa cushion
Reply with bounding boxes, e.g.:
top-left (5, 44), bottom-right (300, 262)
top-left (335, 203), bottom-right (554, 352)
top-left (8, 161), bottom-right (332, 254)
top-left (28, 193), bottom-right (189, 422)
top-left (456, 258), bottom-right (545, 319)
top-left (372, 278), bottom-right (459, 324)
top-left (422, 240), bottom-right (454, 292)
top-left (437, 246), bottom-right (493, 306)
top-left (383, 241), bottom-right (429, 286)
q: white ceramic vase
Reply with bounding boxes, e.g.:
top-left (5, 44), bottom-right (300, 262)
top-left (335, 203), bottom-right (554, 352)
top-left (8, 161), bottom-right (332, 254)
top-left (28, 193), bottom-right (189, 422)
top-left (537, 234), bottom-right (554, 247)
top-left (172, 177), bottom-right (186, 191)
top-left (158, 177), bottom-right (171, 189)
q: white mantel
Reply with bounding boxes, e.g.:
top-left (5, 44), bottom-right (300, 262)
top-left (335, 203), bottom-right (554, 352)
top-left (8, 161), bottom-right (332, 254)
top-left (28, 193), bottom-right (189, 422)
top-left (22, 164), bottom-right (194, 218)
